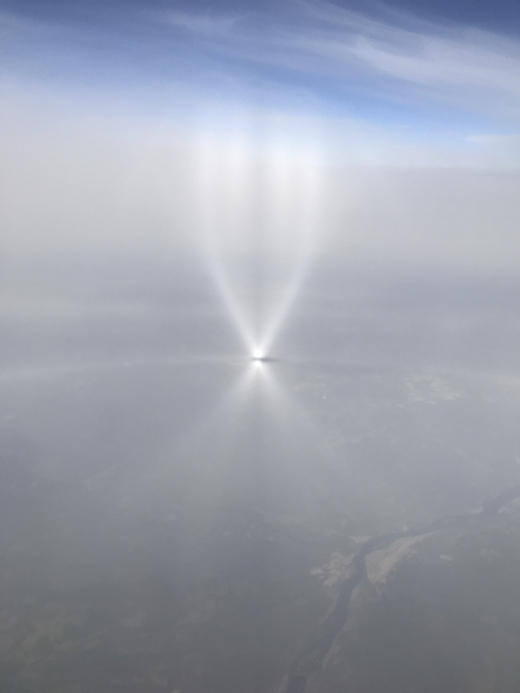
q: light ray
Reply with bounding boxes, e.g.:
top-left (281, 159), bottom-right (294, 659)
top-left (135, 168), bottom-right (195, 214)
top-left (169, 360), bottom-right (258, 459)
top-left (195, 126), bottom-right (322, 362)
top-left (258, 150), bottom-right (322, 356)
top-left (196, 132), bottom-right (258, 354)
top-left (119, 360), bottom-right (261, 510)
top-left (203, 247), bottom-right (257, 353)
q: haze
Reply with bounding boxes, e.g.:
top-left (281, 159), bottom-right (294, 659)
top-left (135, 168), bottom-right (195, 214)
top-left (1, 1), bottom-right (520, 692)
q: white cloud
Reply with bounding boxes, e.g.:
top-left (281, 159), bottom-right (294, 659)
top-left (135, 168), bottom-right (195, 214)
top-left (3, 2), bottom-right (520, 128)
top-left (148, 0), bottom-right (520, 121)
top-left (159, 10), bottom-right (241, 38)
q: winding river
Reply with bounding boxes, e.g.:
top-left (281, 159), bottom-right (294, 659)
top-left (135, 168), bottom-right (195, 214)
top-left (283, 484), bottom-right (520, 693)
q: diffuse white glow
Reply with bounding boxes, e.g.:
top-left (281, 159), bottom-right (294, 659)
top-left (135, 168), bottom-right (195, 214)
top-left (257, 151), bottom-right (321, 356)
top-left (196, 133), bottom-right (258, 354)
top-left (195, 127), bottom-right (322, 361)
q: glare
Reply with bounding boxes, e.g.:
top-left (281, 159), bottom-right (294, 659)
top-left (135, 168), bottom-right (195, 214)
top-left (195, 123), bottom-right (322, 361)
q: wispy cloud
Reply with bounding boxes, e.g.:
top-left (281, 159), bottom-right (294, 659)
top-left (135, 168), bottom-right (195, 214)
top-left (3, 0), bottom-right (520, 124)
top-left (2, 0), bottom-right (519, 166)
top-left (160, 10), bottom-right (242, 38)
top-left (147, 0), bottom-right (520, 122)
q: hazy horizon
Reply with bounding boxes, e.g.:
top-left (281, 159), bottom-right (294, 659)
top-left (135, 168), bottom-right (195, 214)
top-left (2, 1), bottom-right (520, 692)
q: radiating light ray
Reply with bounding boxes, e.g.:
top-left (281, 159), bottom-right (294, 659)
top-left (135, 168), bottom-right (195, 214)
top-left (169, 360), bottom-right (258, 459)
top-left (154, 126), bottom-right (329, 517)
top-left (195, 126), bottom-right (323, 362)
top-left (203, 247), bottom-right (257, 353)
top-left (195, 132), bottom-right (259, 353)
top-left (247, 357), bottom-right (345, 469)
top-left (169, 356), bottom-right (268, 462)
top-left (257, 257), bottom-right (308, 355)
top-left (257, 368), bottom-right (303, 431)
top-left (118, 360), bottom-right (261, 511)
top-left (152, 359), bottom-right (283, 519)
top-left (232, 359), bottom-right (350, 524)
top-left (257, 151), bottom-right (322, 356)
top-left (249, 357), bottom-right (283, 399)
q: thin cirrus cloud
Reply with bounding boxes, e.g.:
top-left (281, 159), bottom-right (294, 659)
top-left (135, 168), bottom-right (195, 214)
top-left (1, 0), bottom-right (520, 154)
top-left (0, 1), bottom-right (520, 302)
top-left (150, 0), bottom-right (520, 124)
top-left (2, 0), bottom-right (520, 124)
top-left (1, 0), bottom-right (519, 176)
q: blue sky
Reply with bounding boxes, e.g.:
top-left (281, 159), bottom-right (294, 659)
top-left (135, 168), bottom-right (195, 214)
top-left (2, 0), bottom-right (520, 146)
top-left (3, 0), bottom-right (520, 32)
top-left (1, 0), bottom-right (520, 308)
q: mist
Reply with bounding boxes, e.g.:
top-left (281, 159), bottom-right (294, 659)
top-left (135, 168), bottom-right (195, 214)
top-left (2, 2), bottom-right (520, 692)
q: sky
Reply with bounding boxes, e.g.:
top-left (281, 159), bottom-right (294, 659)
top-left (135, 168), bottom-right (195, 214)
top-left (3, 9), bottom-right (520, 688)
top-left (2, 0), bottom-right (520, 153)
top-left (1, 0), bottom-right (520, 300)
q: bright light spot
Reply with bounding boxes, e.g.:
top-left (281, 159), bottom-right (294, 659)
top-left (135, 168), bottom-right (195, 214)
top-left (195, 121), bottom-right (323, 360)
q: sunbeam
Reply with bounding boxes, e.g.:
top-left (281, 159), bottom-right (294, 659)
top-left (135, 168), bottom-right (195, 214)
top-left (172, 360), bottom-right (260, 459)
top-left (257, 149), bottom-right (322, 356)
top-left (196, 133), bottom-right (258, 354)
top-left (203, 249), bottom-right (258, 354)
top-left (5, 1), bottom-right (520, 691)
top-left (195, 127), bottom-right (322, 361)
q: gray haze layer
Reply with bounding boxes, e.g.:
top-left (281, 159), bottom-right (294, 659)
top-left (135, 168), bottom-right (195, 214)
top-left (3, 234), bottom-right (520, 691)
